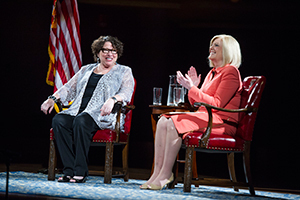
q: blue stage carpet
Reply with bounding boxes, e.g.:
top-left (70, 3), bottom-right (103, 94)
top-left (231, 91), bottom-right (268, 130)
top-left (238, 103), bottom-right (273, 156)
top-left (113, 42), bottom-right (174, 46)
top-left (0, 171), bottom-right (298, 199)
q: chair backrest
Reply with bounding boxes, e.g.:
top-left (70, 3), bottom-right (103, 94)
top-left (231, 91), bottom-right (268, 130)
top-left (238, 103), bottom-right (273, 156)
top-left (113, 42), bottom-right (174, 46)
top-left (123, 78), bottom-right (137, 135)
top-left (236, 76), bottom-right (266, 141)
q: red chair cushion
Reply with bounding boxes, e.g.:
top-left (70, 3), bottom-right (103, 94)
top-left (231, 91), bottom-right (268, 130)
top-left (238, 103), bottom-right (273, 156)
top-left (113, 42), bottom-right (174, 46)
top-left (50, 128), bottom-right (54, 140)
top-left (91, 108), bottom-right (133, 143)
top-left (92, 129), bottom-right (128, 143)
top-left (184, 131), bottom-right (245, 151)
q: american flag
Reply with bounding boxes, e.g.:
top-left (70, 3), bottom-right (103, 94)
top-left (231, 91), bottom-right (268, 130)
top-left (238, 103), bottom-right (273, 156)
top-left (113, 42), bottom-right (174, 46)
top-left (46, 0), bottom-right (82, 92)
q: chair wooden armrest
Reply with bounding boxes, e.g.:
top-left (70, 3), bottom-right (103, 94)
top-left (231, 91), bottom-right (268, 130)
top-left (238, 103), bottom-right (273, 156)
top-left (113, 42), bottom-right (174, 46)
top-left (124, 105), bottom-right (135, 110)
top-left (193, 102), bottom-right (258, 148)
top-left (193, 102), bottom-right (258, 113)
top-left (115, 102), bottom-right (135, 142)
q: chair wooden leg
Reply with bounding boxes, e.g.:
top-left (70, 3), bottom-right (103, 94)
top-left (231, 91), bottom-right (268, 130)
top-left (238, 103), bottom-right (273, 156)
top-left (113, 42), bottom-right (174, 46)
top-left (122, 143), bottom-right (129, 182)
top-left (192, 151), bottom-right (199, 189)
top-left (227, 152), bottom-right (239, 192)
top-left (192, 151), bottom-right (198, 179)
top-left (48, 140), bottom-right (56, 181)
top-left (174, 150), bottom-right (198, 189)
top-left (104, 142), bottom-right (114, 184)
top-left (243, 141), bottom-right (255, 195)
top-left (183, 147), bottom-right (194, 192)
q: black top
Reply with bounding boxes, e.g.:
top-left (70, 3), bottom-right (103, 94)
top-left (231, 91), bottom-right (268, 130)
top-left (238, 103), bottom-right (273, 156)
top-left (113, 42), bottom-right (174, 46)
top-left (79, 72), bottom-right (103, 113)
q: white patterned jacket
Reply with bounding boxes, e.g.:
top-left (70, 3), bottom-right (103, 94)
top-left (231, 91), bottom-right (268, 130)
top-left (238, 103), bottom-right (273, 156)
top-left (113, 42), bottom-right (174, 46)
top-left (53, 63), bottom-right (134, 130)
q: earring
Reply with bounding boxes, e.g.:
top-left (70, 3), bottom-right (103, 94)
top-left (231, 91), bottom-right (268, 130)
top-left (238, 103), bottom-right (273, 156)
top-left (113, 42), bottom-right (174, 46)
top-left (97, 57), bottom-right (100, 63)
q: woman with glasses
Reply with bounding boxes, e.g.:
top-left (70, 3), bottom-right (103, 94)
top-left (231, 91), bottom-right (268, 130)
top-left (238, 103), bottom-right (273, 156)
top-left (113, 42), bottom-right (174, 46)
top-left (141, 34), bottom-right (242, 190)
top-left (41, 35), bottom-right (134, 183)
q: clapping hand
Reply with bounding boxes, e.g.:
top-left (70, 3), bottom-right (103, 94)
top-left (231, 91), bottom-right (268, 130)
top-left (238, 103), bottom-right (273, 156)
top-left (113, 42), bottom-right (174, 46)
top-left (177, 66), bottom-right (201, 90)
top-left (187, 66), bottom-right (201, 87)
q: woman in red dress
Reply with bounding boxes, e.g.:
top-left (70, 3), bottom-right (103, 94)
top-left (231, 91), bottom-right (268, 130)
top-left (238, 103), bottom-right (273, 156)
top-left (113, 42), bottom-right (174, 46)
top-left (141, 34), bottom-right (243, 190)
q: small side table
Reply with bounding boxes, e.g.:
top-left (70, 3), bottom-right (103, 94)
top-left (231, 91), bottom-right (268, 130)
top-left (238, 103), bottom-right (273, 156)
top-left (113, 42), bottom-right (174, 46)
top-left (149, 105), bottom-right (198, 180)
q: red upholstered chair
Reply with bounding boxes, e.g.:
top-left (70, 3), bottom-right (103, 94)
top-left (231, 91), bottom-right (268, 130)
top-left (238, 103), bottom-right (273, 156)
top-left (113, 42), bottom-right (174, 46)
top-left (181, 76), bottom-right (266, 195)
top-left (48, 79), bottom-right (136, 184)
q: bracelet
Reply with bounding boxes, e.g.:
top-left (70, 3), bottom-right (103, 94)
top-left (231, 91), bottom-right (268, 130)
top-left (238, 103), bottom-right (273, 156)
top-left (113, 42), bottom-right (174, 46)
top-left (48, 95), bottom-right (60, 103)
top-left (111, 96), bottom-right (118, 103)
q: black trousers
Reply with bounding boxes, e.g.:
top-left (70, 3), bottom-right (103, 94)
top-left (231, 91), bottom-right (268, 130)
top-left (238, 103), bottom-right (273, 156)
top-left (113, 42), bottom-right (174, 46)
top-left (52, 112), bottom-right (99, 177)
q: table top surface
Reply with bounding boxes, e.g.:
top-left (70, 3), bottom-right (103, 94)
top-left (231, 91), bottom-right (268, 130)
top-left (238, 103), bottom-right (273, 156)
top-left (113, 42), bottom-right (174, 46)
top-left (149, 105), bottom-right (186, 109)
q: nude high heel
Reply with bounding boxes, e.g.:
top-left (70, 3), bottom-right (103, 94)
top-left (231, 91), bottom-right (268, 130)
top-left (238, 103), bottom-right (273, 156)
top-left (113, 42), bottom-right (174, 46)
top-left (140, 183), bottom-right (148, 189)
top-left (148, 173), bottom-right (174, 190)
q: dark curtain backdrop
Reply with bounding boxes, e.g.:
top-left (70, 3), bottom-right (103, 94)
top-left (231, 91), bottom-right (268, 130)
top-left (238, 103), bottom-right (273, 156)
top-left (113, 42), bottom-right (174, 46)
top-left (1, 0), bottom-right (299, 190)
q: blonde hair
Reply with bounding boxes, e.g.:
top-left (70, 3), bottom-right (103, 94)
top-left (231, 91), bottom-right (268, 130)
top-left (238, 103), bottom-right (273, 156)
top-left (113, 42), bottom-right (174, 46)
top-left (209, 34), bottom-right (242, 68)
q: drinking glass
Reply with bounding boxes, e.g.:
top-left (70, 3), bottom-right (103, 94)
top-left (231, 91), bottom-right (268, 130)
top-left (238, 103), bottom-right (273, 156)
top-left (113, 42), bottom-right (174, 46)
top-left (173, 87), bottom-right (182, 106)
top-left (153, 87), bottom-right (163, 105)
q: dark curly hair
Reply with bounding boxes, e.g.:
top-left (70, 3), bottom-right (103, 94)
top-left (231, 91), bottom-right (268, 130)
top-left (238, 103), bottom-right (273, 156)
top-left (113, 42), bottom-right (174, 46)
top-left (91, 36), bottom-right (124, 61)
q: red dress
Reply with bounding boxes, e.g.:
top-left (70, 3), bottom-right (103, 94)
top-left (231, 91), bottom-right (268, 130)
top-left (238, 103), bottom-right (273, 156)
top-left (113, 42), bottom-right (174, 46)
top-left (165, 64), bottom-right (242, 136)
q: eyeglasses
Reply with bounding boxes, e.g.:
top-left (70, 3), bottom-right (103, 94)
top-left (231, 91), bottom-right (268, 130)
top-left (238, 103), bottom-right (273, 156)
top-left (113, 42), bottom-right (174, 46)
top-left (101, 48), bottom-right (118, 55)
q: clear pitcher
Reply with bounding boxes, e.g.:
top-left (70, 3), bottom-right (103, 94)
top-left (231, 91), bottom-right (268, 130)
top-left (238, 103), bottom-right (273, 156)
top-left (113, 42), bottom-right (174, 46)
top-left (167, 75), bottom-right (185, 106)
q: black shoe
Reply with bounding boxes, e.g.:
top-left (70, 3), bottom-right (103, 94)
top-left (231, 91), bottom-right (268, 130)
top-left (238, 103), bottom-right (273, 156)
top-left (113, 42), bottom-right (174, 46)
top-left (57, 176), bottom-right (72, 182)
top-left (70, 176), bottom-right (87, 183)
